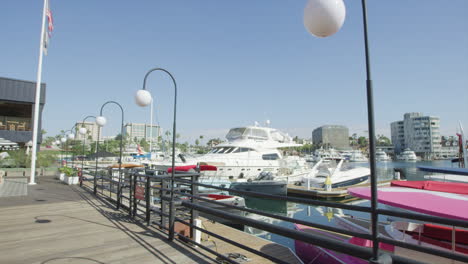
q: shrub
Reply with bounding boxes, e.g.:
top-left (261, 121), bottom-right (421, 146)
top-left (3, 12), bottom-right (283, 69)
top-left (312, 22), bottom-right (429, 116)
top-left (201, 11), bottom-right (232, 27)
top-left (58, 166), bottom-right (76, 176)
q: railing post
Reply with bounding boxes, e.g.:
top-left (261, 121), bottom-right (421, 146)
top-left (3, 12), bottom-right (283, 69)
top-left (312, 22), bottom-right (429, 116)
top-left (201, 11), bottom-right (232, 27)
top-left (128, 171), bottom-right (133, 216)
top-left (145, 175), bottom-right (151, 226)
top-left (161, 177), bottom-right (166, 229)
top-left (79, 168), bottom-right (83, 187)
top-left (132, 173), bottom-right (137, 218)
top-left (191, 172), bottom-right (199, 239)
top-left (117, 169), bottom-right (122, 210)
top-left (169, 199), bottom-right (175, 241)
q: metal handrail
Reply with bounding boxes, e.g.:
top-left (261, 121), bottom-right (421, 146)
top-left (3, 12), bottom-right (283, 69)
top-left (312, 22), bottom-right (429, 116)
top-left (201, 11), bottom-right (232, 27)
top-left (86, 168), bottom-right (468, 264)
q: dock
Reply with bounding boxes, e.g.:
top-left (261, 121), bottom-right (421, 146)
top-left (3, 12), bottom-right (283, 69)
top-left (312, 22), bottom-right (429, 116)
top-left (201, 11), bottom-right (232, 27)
top-left (287, 180), bottom-right (393, 199)
top-left (0, 177), bottom-right (301, 264)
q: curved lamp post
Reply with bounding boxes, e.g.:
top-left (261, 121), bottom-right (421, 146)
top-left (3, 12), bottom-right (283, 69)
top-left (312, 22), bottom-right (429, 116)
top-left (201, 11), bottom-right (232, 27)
top-left (94, 102), bottom-right (125, 208)
top-left (79, 116), bottom-right (96, 187)
top-left (60, 136), bottom-right (67, 167)
top-left (61, 128), bottom-right (76, 168)
top-left (304, 0), bottom-right (380, 262)
top-left (135, 67), bottom-right (177, 241)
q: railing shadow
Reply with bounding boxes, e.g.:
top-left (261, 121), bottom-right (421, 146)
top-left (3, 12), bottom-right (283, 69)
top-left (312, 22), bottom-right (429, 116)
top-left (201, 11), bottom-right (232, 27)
top-left (70, 183), bottom-right (214, 264)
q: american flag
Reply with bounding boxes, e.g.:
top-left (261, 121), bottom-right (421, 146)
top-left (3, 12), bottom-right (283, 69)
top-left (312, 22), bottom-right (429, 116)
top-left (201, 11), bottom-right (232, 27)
top-left (43, 0), bottom-right (54, 55)
top-left (46, 0), bottom-right (54, 37)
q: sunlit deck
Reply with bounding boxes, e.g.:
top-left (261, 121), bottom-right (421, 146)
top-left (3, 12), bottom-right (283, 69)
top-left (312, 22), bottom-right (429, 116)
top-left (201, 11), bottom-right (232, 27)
top-left (0, 177), bottom-right (301, 264)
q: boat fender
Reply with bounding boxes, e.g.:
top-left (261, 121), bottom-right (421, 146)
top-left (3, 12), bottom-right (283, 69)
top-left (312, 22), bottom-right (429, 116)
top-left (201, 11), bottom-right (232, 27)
top-left (239, 173), bottom-right (244, 178)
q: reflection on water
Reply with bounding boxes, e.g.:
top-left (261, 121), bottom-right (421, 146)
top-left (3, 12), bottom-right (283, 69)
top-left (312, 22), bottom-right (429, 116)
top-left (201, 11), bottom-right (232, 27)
top-left (242, 160), bottom-right (454, 250)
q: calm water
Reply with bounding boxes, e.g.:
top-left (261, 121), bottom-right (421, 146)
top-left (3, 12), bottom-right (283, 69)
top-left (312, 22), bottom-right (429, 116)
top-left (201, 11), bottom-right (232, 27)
top-left (241, 160), bottom-right (455, 250)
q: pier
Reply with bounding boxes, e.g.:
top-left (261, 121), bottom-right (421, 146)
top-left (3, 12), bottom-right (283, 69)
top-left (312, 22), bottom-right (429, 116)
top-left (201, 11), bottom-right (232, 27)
top-left (0, 176), bottom-right (300, 264)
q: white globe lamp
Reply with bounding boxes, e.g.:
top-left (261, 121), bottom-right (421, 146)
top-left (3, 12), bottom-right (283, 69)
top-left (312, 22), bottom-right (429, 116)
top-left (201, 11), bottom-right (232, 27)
top-left (61, 137), bottom-right (66, 143)
top-left (68, 133), bottom-right (75, 139)
top-left (96, 116), bottom-right (107, 127)
top-left (79, 127), bottom-right (87, 135)
top-left (135, 89), bottom-right (152, 107)
top-left (55, 140), bottom-right (60, 145)
top-left (304, 0), bottom-right (346, 38)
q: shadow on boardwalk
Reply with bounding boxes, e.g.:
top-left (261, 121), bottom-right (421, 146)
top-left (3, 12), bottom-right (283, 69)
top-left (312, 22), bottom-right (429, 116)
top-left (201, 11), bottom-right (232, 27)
top-left (0, 177), bottom-right (214, 264)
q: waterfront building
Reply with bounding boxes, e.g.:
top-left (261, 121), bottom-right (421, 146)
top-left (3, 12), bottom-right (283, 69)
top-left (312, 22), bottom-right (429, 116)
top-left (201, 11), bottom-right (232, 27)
top-left (0, 77), bottom-right (46, 148)
top-left (74, 121), bottom-right (101, 142)
top-left (124, 123), bottom-right (160, 145)
top-left (438, 136), bottom-right (459, 159)
top-left (312, 125), bottom-right (349, 150)
top-left (390, 112), bottom-right (441, 157)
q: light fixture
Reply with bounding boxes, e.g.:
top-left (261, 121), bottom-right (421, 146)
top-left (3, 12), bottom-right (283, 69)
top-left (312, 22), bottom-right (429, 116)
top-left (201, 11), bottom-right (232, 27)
top-left (61, 137), bottom-right (66, 143)
top-left (68, 133), bottom-right (75, 139)
top-left (303, 0), bottom-right (346, 38)
top-left (135, 89), bottom-right (152, 107)
top-left (96, 116), bottom-right (107, 127)
top-left (79, 127), bottom-right (87, 135)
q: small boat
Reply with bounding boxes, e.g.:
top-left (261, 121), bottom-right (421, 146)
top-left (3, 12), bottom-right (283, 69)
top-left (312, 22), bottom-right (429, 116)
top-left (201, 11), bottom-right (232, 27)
top-left (302, 159), bottom-right (370, 189)
top-left (229, 171), bottom-right (287, 196)
top-left (295, 182), bottom-right (468, 264)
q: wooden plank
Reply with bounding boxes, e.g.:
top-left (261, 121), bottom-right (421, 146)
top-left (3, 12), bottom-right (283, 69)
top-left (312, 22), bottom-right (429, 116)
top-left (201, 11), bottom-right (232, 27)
top-left (201, 220), bottom-right (302, 264)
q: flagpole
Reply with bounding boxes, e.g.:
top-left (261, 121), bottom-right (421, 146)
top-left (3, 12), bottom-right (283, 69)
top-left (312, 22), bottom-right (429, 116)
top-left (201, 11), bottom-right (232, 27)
top-left (29, 0), bottom-right (48, 185)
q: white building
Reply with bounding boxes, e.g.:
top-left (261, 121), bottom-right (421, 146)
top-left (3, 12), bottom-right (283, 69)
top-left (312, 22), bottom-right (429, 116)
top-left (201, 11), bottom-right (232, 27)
top-left (124, 123), bottom-right (160, 145)
top-left (390, 112), bottom-right (441, 157)
top-left (75, 121), bottom-right (101, 142)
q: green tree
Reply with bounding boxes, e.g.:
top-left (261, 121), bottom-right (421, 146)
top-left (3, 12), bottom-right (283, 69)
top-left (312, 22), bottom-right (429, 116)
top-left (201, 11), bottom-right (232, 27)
top-left (207, 138), bottom-right (223, 147)
top-left (377, 135), bottom-right (391, 146)
top-left (358, 136), bottom-right (368, 148)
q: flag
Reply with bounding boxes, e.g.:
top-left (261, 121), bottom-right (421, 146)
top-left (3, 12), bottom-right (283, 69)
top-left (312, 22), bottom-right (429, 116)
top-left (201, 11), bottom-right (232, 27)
top-left (137, 144), bottom-right (144, 155)
top-left (43, 0), bottom-right (54, 55)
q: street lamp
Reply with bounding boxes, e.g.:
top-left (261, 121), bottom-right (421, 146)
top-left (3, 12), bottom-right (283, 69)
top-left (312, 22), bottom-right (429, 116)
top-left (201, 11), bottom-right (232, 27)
top-left (93, 101), bottom-right (125, 207)
top-left (135, 67), bottom-right (177, 241)
top-left (79, 116), bottom-right (96, 187)
top-left (304, 0), bottom-right (380, 262)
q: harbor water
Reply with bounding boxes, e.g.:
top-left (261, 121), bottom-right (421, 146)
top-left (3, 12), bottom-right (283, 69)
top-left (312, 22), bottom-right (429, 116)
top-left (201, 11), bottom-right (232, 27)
top-left (240, 160), bottom-right (455, 251)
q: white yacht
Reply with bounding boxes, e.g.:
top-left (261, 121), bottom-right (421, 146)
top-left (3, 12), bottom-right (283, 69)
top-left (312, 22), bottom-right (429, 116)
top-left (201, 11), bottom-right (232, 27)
top-left (342, 150), bottom-right (368, 162)
top-left (375, 149), bottom-right (391, 161)
top-left (396, 148), bottom-right (418, 161)
top-left (142, 124), bottom-right (312, 185)
top-left (310, 148), bottom-right (342, 162)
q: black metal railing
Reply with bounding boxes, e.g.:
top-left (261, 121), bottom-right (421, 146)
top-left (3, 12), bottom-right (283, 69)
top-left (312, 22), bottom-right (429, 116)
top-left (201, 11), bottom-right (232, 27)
top-left (85, 167), bottom-right (468, 264)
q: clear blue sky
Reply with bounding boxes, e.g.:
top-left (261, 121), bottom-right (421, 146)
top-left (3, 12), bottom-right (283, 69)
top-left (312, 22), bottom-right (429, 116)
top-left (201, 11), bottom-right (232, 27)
top-left (1, 0), bottom-right (467, 143)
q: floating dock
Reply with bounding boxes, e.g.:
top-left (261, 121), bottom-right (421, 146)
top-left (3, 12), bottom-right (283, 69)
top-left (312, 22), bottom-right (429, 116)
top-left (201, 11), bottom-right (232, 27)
top-left (287, 180), bottom-right (392, 199)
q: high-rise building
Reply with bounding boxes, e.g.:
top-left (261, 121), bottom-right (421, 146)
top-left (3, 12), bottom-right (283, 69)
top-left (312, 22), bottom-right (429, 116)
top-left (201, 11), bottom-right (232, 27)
top-left (390, 112), bottom-right (441, 156)
top-left (124, 123), bottom-right (160, 144)
top-left (74, 121), bottom-right (101, 142)
top-left (312, 125), bottom-right (349, 150)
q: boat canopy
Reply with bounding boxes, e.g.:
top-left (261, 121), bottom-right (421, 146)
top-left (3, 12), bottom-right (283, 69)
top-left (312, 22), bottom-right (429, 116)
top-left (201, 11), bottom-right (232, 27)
top-left (225, 126), bottom-right (293, 143)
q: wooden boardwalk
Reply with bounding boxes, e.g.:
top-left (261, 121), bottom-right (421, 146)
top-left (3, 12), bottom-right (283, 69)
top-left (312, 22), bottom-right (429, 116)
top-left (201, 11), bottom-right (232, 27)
top-left (0, 177), bottom-right (302, 264)
top-left (0, 178), bottom-right (213, 264)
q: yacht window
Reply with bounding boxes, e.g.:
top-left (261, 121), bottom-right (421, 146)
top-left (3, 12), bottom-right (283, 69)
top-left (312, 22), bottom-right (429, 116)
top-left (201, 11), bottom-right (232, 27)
top-left (231, 147), bottom-right (240, 153)
top-left (262, 153), bottom-right (279, 160)
top-left (239, 148), bottom-right (253, 152)
top-left (226, 128), bottom-right (246, 141)
top-left (217, 147), bottom-right (228, 154)
top-left (245, 128), bottom-right (268, 140)
top-left (224, 148), bottom-right (235, 154)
